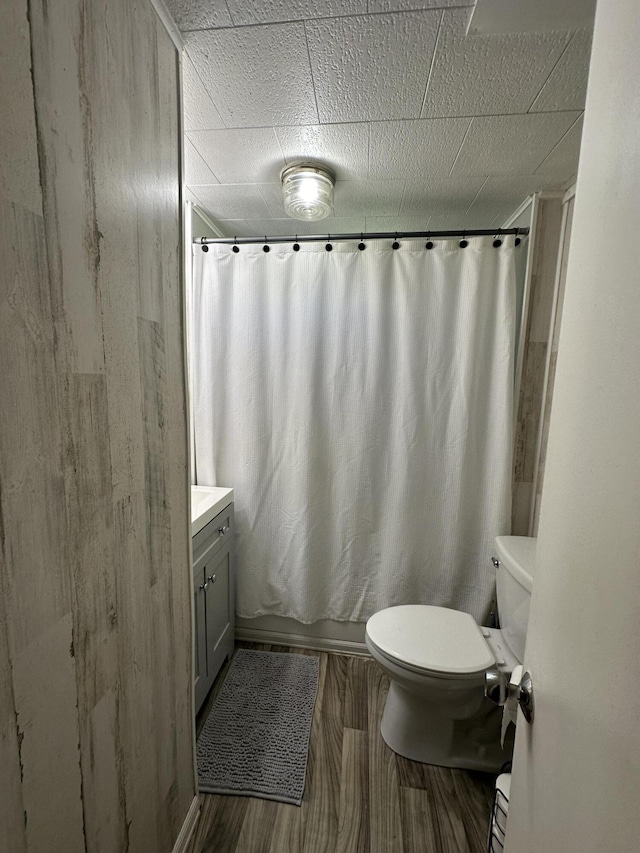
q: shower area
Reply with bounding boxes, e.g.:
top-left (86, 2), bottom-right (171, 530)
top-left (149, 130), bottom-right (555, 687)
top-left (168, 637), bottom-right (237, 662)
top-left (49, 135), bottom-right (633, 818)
top-left (185, 199), bottom-right (571, 650)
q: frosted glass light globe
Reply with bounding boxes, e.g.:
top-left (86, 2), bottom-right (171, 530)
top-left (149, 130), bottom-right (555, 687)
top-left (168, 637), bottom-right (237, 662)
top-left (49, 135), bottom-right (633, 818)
top-left (281, 164), bottom-right (335, 221)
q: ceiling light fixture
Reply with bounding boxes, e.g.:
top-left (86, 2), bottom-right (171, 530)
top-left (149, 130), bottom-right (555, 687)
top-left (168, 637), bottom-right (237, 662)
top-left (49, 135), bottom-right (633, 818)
top-left (281, 163), bottom-right (335, 221)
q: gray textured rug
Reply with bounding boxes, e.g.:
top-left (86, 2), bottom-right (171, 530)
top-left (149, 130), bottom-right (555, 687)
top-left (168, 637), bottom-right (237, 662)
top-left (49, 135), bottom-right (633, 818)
top-left (196, 649), bottom-right (320, 805)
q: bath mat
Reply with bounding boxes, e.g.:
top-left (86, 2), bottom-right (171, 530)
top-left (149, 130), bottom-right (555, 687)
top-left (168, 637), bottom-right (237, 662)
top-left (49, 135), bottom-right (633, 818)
top-left (196, 649), bottom-right (319, 805)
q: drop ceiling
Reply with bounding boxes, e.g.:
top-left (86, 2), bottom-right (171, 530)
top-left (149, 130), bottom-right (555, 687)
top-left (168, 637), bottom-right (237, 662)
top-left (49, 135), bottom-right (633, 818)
top-left (166, 0), bottom-right (593, 237)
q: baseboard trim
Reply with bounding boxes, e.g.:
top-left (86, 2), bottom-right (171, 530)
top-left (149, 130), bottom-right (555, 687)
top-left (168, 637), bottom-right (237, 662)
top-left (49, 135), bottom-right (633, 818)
top-left (235, 626), bottom-right (370, 657)
top-left (172, 795), bottom-right (200, 853)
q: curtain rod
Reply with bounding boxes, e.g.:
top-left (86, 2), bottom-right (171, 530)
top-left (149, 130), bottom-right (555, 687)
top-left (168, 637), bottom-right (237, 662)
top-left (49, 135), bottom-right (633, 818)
top-left (195, 227), bottom-right (530, 246)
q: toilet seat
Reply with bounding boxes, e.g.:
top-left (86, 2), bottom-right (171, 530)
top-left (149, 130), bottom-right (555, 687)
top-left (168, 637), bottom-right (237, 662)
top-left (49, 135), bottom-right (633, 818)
top-left (366, 605), bottom-right (495, 678)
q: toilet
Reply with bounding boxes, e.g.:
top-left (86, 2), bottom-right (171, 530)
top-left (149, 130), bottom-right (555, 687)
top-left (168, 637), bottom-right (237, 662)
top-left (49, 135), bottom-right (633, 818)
top-left (365, 535), bottom-right (536, 772)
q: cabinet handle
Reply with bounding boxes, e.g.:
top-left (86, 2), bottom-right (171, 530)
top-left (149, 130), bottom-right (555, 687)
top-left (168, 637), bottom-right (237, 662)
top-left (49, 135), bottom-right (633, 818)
top-left (207, 574), bottom-right (217, 584)
top-left (218, 525), bottom-right (230, 535)
top-left (199, 582), bottom-right (208, 591)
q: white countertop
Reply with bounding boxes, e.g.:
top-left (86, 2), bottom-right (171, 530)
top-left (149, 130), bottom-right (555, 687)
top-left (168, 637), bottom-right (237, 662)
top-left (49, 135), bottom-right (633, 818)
top-left (191, 486), bottom-right (234, 536)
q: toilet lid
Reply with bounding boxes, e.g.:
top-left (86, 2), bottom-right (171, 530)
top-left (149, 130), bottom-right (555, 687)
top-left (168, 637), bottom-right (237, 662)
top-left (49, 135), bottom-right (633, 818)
top-left (366, 605), bottom-right (494, 675)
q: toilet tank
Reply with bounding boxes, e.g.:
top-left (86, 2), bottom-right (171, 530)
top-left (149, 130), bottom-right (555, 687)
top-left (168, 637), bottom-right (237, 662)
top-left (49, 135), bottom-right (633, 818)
top-left (494, 536), bottom-right (537, 663)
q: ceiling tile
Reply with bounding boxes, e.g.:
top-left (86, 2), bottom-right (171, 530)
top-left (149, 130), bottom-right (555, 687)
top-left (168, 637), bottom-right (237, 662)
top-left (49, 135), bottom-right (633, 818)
top-left (256, 183), bottom-right (287, 217)
top-left (535, 116), bottom-right (583, 177)
top-left (305, 10), bottom-right (440, 123)
top-left (185, 138), bottom-right (218, 185)
top-left (369, 118), bottom-right (471, 179)
top-left (182, 55), bottom-right (226, 132)
top-left (474, 174), bottom-right (567, 200)
top-left (467, 0), bottom-right (596, 35)
top-left (165, 0), bottom-right (232, 30)
top-left (243, 217), bottom-right (367, 237)
top-left (451, 112), bottom-right (581, 177)
top-left (333, 180), bottom-right (406, 217)
top-left (435, 208), bottom-right (512, 228)
top-left (453, 204), bottom-right (516, 229)
top-left (422, 29), bottom-right (571, 118)
top-left (185, 24), bottom-right (318, 128)
top-left (465, 175), bottom-right (567, 227)
top-left (191, 184), bottom-right (272, 220)
top-left (428, 204), bottom-right (536, 229)
top-left (365, 215), bottom-right (434, 232)
top-left (214, 220), bottom-right (254, 238)
top-left (369, 0), bottom-right (470, 10)
top-left (226, 1), bottom-right (367, 26)
top-left (400, 176), bottom-right (487, 217)
top-left (275, 123), bottom-right (369, 181)
top-left (178, 1), bottom-right (590, 232)
top-left (188, 128), bottom-right (286, 184)
top-left (529, 29), bottom-right (592, 112)
top-left (440, 6), bottom-right (476, 35)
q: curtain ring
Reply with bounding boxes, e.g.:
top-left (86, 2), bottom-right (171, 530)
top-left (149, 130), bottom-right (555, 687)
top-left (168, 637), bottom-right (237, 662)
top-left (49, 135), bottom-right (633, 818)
top-left (493, 232), bottom-right (502, 248)
top-left (459, 231), bottom-right (468, 249)
top-left (263, 236), bottom-right (270, 253)
top-left (201, 243), bottom-right (209, 252)
top-left (293, 234), bottom-right (300, 251)
top-left (326, 234), bottom-right (333, 251)
top-left (232, 237), bottom-right (240, 253)
top-left (392, 231), bottom-right (400, 250)
top-left (358, 232), bottom-right (366, 251)
top-left (426, 231), bottom-right (433, 250)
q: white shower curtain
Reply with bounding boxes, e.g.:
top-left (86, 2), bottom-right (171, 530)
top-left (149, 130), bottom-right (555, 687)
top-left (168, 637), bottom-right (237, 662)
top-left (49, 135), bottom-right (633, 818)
top-left (192, 237), bottom-right (515, 624)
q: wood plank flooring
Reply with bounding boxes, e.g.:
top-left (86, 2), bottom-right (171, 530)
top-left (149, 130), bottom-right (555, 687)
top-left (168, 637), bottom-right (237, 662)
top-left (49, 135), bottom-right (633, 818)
top-left (188, 644), bottom-right (495, 853)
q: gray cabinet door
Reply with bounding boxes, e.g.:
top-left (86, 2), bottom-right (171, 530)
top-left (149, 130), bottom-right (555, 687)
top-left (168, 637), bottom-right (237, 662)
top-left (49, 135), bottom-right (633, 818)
top-left (193, 566), bottom-right (208, 713)
top-left (203, 545), bottom-right (233, 689)
top-left (192, 503), bottom-right (235, 715)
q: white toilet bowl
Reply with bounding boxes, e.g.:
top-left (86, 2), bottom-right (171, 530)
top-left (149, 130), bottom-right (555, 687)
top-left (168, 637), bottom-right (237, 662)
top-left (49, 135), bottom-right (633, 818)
top-left (366, 604), bottom-right (516, 771)
top-left (366, 536), bottom-right (536, 772)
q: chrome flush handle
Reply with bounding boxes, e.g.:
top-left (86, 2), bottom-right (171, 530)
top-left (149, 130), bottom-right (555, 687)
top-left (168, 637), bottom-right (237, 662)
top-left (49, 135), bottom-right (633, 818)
top-left (218, 525), bottom-right (230, 535)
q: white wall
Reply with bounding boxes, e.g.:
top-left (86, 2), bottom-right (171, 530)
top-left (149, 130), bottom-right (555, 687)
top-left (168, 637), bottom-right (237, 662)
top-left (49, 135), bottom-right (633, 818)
top-left (505, 0), bottom-right (640, 849)
top-left (192, 206), bottom-right (219, 239)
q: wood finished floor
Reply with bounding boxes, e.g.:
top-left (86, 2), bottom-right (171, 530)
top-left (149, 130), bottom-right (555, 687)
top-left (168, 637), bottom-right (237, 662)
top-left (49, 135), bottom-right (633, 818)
top-left (188, 643), bottom-right (495, 853)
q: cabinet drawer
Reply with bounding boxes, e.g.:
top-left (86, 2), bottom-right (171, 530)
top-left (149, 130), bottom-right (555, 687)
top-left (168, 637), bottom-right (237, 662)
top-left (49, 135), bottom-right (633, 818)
top-left (193, 503), bottom-right (234, 566)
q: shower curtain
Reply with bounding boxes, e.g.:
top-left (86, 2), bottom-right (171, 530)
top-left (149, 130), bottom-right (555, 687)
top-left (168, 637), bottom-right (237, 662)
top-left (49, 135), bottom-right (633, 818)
top-left (191, 237), bottom-right (515, 624)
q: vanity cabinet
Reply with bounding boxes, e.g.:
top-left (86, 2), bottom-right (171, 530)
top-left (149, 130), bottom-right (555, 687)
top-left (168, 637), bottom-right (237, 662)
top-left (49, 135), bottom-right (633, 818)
top-left (193, 503), bottom-right (234, 714)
